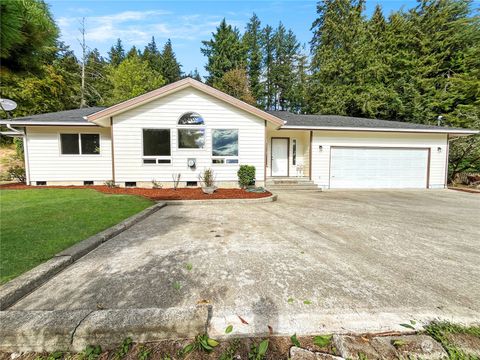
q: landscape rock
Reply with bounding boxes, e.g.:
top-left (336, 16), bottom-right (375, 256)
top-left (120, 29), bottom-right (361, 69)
top-left (373, 335), bottom-right (448, 359)
top-left (290, 347), bottom-right (344, 360)
top-left (333, 335), bottom-right (380, 360)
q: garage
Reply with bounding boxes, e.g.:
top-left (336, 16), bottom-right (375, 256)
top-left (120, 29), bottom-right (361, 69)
top-left (330, 147), bottom-right (429, 189)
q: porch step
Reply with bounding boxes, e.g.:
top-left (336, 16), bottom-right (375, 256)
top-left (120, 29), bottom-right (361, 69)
top-left (266, 177), bottom-right (320, 191)
top-left (267, 185), bottom-right (321, 191)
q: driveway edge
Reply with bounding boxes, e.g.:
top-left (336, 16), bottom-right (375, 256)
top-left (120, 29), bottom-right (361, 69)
top-left (164, 193), bottom-right (277, 205)
top-left (0, 202), bottom-right (166, 310)
top-left (0, 305), bottom-right (210, 353)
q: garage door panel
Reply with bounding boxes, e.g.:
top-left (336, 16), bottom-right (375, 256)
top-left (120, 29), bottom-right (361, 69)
top-left (330, 147), bottom-right (428, 189)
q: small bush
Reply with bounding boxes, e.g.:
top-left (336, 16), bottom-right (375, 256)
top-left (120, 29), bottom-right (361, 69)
top-left (199, 168), bottom-right (215, 187)
top-left (104, 180), bottom-right (118, 188)
top-left (1, 150), bottom-right (26, 183)
top-left (237, 165), bottom-right (255, 189)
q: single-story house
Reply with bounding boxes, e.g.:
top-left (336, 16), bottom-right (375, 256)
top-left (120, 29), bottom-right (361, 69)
top-left (1, 78), bottom-right (478, 189)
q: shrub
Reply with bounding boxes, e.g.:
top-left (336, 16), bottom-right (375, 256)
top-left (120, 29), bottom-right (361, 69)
top-left (104, 180), bottom-right (118, 188)
top-left (1, 149), bottom-right (26, 183)
top-left (7, 163), bottom-right (26, 183)
top-left (237, 165), bottom-right (255, 189)
top-left (199, 168), bottom-right (215, 188)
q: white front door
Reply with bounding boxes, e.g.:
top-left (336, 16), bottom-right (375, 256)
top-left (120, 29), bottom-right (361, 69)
top-left (330, 147), bottom-right (429, 189)
top-left (271, 138), bottom-right (289, 176)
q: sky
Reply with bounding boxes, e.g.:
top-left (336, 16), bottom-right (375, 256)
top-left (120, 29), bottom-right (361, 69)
top-left (48, 0), bottom-right (422, 79)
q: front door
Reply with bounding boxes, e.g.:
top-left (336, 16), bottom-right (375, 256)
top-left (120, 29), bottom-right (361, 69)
top-left (271, 138), bottom-right (289, 176)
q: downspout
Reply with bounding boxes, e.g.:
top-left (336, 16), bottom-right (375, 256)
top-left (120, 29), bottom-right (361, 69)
top-left (444, 134), bottom-right (449, 188)
top-left (110, 117), bottom-right (115, 183)
top-left (23, 127), bottom-right (31, 185)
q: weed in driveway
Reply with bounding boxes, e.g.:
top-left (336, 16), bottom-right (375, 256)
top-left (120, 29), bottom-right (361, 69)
top-left (79, 345), bottom-right (102, 360)
top-left (184, 263), bottom-right (193, 271)
top-left (172, 281), bottom-right (182, 291)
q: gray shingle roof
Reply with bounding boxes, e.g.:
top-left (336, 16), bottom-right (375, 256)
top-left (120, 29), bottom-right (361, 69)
top-left (0, 107), bottom-right (106, 125)
top-left (268, 111), bottom-right (468, 131)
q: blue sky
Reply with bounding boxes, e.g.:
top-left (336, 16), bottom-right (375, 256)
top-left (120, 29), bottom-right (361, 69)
top-left (48, 0), bottom-right (421, 78)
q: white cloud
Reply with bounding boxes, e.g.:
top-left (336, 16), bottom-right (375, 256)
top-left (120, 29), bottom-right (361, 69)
top-left (57, 9), bottom-right (232, 46)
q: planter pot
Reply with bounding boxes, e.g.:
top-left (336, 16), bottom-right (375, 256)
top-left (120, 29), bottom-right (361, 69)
top-left (202, 186), bottom-right (217, 194)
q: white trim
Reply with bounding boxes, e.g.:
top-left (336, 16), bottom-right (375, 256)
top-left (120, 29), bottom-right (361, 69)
top-left (24, 129), bottom-right (31, 185)
top-left (280, 125), bottom-right (479, 135)
top-left (58, 132), bottom-right (102, 156)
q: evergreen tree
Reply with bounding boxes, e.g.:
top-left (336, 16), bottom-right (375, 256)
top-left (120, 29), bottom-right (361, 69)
top-left (243, 14), bottom-right (264, 106)
top-left (0, 0), bottom-right (59, 73)
top-left (126, 46), bottom-right (140, 59)
top-left (108, 39), bottom-right (125, 67)
top-left (84, 48), bottom-right (111, 106)
top-left (201, 19), bottom-right (245, 85)
top-left (161, 39), bottom-right (182, 84)
top-left (261, 25), bottom-right (275, 110)
top-left (142, 36), bottom-right (162, 72)
top-left (272, 24), bottom-right (300, 110)
top-left (185, 68), bottom-right (202, 82)
top-left (308, 0), bottom-right (367, 115)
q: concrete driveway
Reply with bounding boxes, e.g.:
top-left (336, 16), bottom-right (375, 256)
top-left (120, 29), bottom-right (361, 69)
top-left (12, 190), bottom-right (480, 335)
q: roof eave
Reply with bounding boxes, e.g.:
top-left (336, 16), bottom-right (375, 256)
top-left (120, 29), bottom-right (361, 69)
top-left (86, 78), bottom-right (285, 127)
top-left (0, 120), bottom-right (97, 126)
top-left (280, 125), bottom-right (479, 135)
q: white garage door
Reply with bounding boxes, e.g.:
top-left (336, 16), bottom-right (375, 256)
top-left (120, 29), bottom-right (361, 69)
top-left (330, 147), bottom-right (429, 189)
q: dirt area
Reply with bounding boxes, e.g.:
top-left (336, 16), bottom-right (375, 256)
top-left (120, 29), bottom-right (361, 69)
top-left (0, 335), bottom-right (334, 360)
top-left (0, 145), bottom-right (16, 180)
top-left (0, 183), bottom-right (271, 201)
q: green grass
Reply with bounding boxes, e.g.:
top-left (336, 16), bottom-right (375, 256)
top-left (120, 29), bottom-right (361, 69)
top-left (0, 189), bottom-right (153, 284)
top-left (425, 321), bottom-right (480, 360)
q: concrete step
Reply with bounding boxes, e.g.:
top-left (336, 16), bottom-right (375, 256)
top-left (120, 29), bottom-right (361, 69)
top-left (267, 185), bottom-right (321, 191)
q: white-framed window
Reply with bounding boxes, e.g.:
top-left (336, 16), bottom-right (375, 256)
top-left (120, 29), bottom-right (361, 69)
top-left (142, 128), bottom-right (171, 164)
top-left (211, 129), bottom-right (239, 165)
top-left (60, 133), bottom-right (100, 155)
top-left (177, 112), bottom-right (205, 149)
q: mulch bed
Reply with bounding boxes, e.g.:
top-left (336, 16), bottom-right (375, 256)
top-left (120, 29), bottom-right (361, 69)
top-left (0, 183), bottom-right (271, 201)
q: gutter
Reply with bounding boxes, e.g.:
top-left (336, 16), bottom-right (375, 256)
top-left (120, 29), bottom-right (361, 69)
top-left (0, 121), bottom-right (97, 126)
top-left (0, 124), bottom-right (25, 137)
top-left (279, 125), bottom-right (479, 135)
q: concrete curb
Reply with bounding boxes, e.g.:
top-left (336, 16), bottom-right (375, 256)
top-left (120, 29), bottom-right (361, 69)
top-left (164, 193), bottom-right (277, 205)
top-left (0, 305), bottom-right (210, 353)
top-left (0, 202), bottom-right (166, 310)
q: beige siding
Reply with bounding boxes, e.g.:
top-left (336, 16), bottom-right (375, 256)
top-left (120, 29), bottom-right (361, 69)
top-left (311, 131), bottom-right (448, 189)
top-left (26, 126), bottom-right (112, 184)
top-left (113, 87), bottom-right (265, 184)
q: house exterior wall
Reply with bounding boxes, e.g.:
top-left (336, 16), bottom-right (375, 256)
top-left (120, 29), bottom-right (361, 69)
top-left (311, 131), bottom-right (448, 189)
top-left (266, 128), bottom-right (310, 177)
top-left (25, 126), bottom-right (112, 184)
top-left (112, 87), bottom-right (266, 187)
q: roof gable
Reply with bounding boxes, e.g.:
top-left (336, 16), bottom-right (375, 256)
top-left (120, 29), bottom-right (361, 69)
top-left (86, 78), bottom-right (284, 126)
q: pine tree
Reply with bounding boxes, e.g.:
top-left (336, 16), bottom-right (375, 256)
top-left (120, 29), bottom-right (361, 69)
top-left (201, 19), bottom-right (245, 85)
top-left (126, 46), bottom-right (140, 59)
top-left (108, 39), bottom-right (125, 67)
top-left (185, 68), bottom-right (202, 82)
top-left (84, 48), bottom-right (111, 106)
top-left (261, 25), bottom-right (275, 110)
top-left (142, 36), bottom-right (162, 72)
top-left (243, 13), bottom-right (264, 106)
top-left (272, 24), bottom-right (300, 110)
top-left (308, 0), bottom-right (367, 115)
top-left (161, 39), bottom-right (182, 84)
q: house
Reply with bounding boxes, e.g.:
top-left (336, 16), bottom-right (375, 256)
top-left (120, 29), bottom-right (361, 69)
top-left (1, 78), bottom-right (478, 189)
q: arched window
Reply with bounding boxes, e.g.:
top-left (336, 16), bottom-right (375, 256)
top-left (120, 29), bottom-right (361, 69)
top-left (178, 112), bottom-right (205, 126)
top-left (177, 112), bottom-right (205, 149)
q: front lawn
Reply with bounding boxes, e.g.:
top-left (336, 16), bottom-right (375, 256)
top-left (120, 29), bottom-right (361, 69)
top-left (0, 189), bottom-right (153, 284)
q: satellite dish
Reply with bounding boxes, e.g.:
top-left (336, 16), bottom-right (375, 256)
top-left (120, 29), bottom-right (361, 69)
top-left (0, 98), bottom-right (18, 111)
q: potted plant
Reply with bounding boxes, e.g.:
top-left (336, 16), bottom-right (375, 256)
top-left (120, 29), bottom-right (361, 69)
top-left (199, 168), bottom-right (217, 194)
